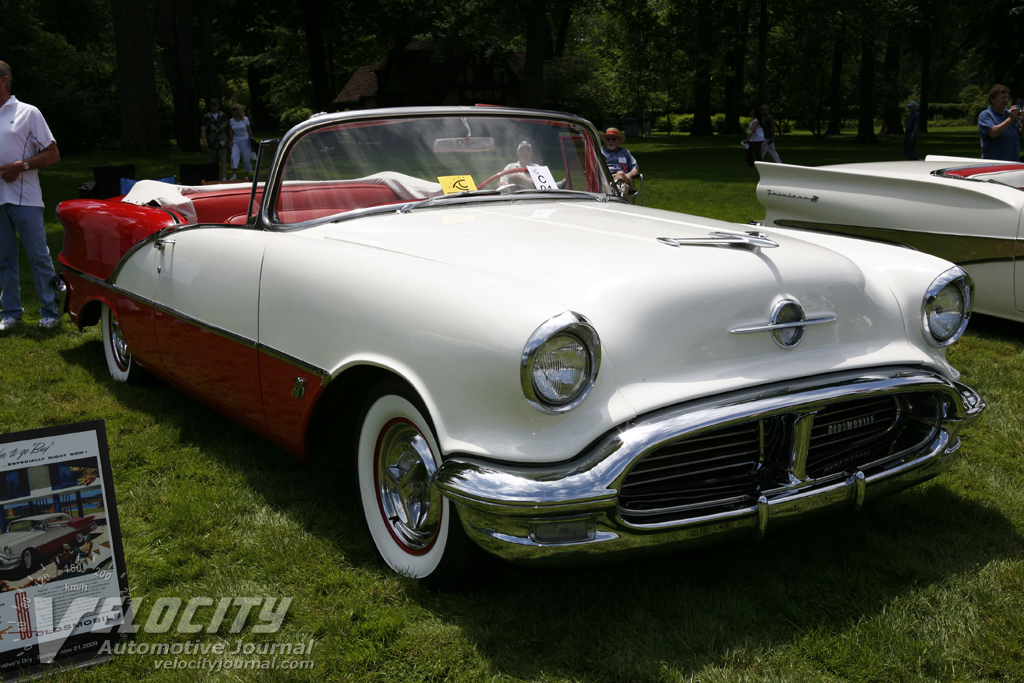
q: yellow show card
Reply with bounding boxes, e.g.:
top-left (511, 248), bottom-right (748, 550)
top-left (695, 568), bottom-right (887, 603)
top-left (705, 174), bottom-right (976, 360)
top-left (437, 175), bottom-right (477, 194)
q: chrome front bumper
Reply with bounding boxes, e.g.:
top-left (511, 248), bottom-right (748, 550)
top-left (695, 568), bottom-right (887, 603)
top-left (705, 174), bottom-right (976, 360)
top-left (0, 555), bottom-right (22, 569)
top-left (434, 367), bottom-right (984, 564)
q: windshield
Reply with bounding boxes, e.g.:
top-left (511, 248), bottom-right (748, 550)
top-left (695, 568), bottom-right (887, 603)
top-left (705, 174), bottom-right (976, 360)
top-left (271, 113), bottom-right (609, 225)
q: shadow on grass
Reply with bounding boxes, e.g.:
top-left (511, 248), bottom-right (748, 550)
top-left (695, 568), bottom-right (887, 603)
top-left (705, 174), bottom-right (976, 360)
top-left (59, 332), bottom-right (1020, 682)
top-left (423, 485), bottom-right (1021, 681)
top-left (963, 312), bottom-right (1024, 346)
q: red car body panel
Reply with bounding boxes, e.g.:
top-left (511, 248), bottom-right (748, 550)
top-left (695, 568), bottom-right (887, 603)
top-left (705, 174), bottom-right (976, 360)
top-left (56, 188), bottom-right (321, 460)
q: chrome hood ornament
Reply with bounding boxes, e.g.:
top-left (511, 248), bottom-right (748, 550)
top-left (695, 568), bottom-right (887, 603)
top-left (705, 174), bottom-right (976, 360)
top-left (658, 230), bottom-right (779, 251)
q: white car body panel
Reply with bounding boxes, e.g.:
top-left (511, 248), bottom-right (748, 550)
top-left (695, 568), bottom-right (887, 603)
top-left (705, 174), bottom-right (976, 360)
top-left (248, 200), bottom-right (957, 463)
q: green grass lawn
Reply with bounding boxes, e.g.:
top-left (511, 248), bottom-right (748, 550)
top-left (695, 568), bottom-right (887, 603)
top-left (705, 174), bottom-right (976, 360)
top-left (2, 126), bottom-right (1022, 681)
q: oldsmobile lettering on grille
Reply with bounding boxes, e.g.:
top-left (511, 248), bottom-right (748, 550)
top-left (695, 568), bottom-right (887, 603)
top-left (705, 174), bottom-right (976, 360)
top-left (827, 415), bottom-right (875, 435)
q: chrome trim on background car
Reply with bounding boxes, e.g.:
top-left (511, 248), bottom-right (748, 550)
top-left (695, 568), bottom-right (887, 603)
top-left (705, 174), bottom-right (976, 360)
top-left (771, 219), bottom-right (1016, 265)
top-left (435, 367), bottom-right (984, 564)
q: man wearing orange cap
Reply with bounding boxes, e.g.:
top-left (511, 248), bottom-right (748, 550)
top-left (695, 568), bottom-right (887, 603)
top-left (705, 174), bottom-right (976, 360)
top-left (600, 127), bottom-right (639, 194)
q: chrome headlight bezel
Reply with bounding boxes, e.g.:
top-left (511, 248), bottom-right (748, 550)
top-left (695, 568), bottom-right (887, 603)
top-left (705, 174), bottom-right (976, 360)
top-left (922, 267), bottom-right (973, 347)
top-left (521, 311), bottom-right (601, 414)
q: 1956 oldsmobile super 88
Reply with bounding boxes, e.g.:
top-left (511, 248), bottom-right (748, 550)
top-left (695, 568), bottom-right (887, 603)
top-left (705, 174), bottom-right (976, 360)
top-left (0, 513), bottom-right (96, 573)
top-left (54, 107), bottom-right (983, 587)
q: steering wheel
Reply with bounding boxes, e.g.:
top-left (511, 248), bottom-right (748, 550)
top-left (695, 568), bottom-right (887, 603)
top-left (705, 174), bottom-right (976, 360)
top-left (478, 167), bottom-right (529, 189)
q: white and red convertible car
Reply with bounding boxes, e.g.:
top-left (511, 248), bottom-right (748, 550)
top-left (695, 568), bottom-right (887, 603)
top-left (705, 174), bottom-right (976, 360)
top-left (55, 107), bottom-right (983, 587)
top-left (1, 513), bottom-right (96, 573)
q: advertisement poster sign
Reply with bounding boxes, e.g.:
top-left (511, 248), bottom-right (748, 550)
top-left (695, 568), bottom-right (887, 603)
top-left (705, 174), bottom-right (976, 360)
top-left (0, 420), bottom-right (130, 679)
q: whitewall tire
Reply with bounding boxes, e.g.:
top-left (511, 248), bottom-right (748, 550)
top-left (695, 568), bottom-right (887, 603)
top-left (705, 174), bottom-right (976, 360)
top-left (101, 304), bottom-right (143, 383)
top-left (356, 383), bottom-right (480, 588)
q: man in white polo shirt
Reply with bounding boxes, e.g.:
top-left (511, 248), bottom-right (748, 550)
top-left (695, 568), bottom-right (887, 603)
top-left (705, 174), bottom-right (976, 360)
top-left (0, 60), bottom-right (61, 330)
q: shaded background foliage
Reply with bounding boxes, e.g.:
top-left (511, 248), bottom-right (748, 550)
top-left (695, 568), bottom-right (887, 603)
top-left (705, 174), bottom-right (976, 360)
top-left (2, 0), bottom-right (1024, 152)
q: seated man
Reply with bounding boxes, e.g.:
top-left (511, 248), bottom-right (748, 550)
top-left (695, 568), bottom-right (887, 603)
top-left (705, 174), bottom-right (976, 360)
top-left (600, 127), bottom-right (640, 194)
top-left (500, 140), bottom-right (537, 189)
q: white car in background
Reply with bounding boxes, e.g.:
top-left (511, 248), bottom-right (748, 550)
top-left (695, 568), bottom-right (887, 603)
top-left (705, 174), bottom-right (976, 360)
top-left (758, 156), bottom-right (1024, 323)
top-left (55, 108), bottom-right (984, 588)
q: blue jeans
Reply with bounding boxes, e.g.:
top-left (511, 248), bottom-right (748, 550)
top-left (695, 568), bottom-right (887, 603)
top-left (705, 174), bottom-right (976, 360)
top-left (0, 203), bottom-right (58, 319)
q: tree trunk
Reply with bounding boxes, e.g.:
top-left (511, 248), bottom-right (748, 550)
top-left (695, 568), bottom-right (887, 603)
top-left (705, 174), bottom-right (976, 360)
top-left (157, 0), bottom-right (201, 152)
top-left (247, 65), bottom-right (271, 129)
top-left (110, 0), bottom-right (162, 150)
top-left (757, 0), bottom-right (768, 104)
top-left (195, 2), bottom-right (217, 105)
top-left (878, 37), bottom-right (902, 135)
top-left (919, 39), bottom-right (931, 134)
top-left (523, 0), bottom-right (550, 108)
top-left (301, 0), bottom-right (333, 113)
top-left (855, 30), bottom-right (878, 143)
top-left (723, 0), bottom-right (752, 135)
top-left (691, 0), bottom-right (714, 135)
top-left (552, 3), bottom-right (572, 58)
top-left (826, 16), bottom-right (846, 136)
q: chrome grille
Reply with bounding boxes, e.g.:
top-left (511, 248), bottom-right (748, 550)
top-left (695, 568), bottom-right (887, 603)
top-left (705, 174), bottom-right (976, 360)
top-left (618, 392), bottom-right (940, 523)
top-left (618, 422), bottom-right (759, 513)
top-left (805, 396), bottom-right (899, 478)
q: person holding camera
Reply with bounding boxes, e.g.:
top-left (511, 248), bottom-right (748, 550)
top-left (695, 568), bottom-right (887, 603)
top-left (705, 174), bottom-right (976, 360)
top-left (978, 84), bottom-right (1023, 161)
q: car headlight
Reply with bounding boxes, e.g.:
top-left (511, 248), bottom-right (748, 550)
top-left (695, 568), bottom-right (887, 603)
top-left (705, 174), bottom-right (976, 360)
top-left (3, 546), bottom-right (10, 556)
top-left (922, 267), bottom-right (973, 347)
top-left (522, 311), bottom-right (600, 413)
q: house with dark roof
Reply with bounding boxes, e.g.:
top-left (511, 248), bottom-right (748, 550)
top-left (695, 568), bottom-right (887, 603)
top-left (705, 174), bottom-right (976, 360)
top-left (335, 41), bottom-right (526, 109)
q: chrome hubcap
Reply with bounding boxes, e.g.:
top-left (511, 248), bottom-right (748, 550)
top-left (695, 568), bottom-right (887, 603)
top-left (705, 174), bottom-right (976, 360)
top-left (110, 316), bottom-right (130, 369)
top-left (376, 420), bottom-right (441, 552)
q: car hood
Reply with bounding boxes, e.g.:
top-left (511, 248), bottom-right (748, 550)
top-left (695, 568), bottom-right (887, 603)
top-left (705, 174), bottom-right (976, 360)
top-left (0, 530), bottom-right (38, 549)
top-left (302, 199), bottom-right (944, 413)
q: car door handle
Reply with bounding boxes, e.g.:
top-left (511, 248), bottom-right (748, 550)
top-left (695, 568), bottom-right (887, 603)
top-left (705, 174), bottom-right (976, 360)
top-left (154, 238), bottom-right (176, 251)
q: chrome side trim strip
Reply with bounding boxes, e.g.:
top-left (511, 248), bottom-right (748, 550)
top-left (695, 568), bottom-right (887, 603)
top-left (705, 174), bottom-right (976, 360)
top-left (61, 266), bottom-right (331, 383)
top-left (772, 219), bottom-right (1016, 266)
top-left (730, 315), bottom-right (837, 334)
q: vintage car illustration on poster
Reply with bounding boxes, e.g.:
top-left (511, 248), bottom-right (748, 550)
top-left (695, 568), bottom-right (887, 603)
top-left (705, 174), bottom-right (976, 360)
top-left (54, 107), bottom-right (984, 587)
top-left (757, 156), bottom-right (1024, 323)
top-left (0, 513), bottom-right (97, 573)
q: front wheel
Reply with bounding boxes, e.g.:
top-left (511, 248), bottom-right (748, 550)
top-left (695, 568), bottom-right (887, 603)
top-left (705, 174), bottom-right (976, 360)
top-left (356, 383), bottom-right (483, 589)
top-left (21, 549), bottom-right (39, 573)
top-left (101, 304), bottom-right (144, 383)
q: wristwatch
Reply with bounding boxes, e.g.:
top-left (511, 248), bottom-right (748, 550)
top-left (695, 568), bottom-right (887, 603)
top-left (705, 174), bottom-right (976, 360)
top-left (21, 160), bottom-right (29, 171)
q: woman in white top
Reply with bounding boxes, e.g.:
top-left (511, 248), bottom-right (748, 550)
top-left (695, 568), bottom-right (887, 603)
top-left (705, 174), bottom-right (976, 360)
top-left (228, 104), bottom-right (254, 179)
top-left (742, 106), bottom-right (764, 167)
